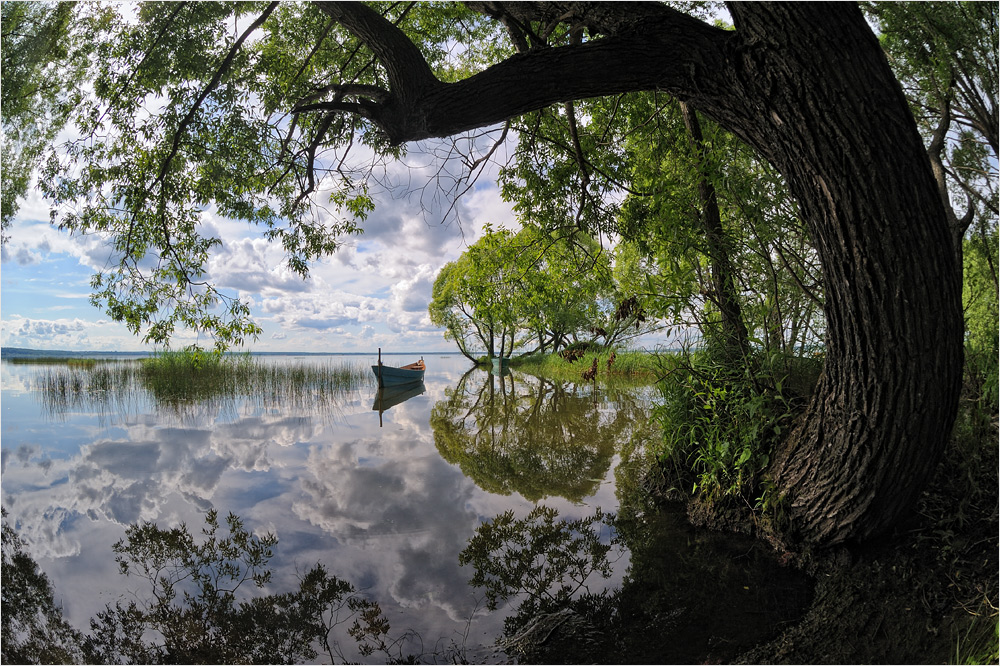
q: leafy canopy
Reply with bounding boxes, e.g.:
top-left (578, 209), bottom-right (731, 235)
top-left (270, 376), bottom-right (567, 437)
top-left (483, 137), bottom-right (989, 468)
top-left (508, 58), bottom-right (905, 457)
top-left (35, 2), bottom-right (498, 349)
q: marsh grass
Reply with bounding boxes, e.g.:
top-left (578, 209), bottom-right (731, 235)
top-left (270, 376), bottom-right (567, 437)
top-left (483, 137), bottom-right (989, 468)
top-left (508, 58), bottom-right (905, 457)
top-left (511, 349), bottom-right (663, 387)
top-left (9, 357), bottom-right (113, 368)
top-left (35, 363), bottom-right (143, 419)
top-left (34, 351), bottom-right (372, 420)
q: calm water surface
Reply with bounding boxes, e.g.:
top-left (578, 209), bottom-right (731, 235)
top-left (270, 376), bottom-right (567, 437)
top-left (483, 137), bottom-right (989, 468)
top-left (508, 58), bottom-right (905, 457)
top-left (1, 353), bottom-right (811, 663)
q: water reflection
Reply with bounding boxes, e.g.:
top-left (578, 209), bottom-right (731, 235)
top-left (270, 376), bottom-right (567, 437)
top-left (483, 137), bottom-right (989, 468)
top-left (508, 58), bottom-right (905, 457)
top-left (431, 369), bottom-right (652, 503)
top-left (372, 383), bottom-right (426, 426)
top-left (462, 503), bottom-right (813, 664)
top-left (1, 356), bottom-right (810, 664)
top-left (2, 356), bottom-right (569, 663)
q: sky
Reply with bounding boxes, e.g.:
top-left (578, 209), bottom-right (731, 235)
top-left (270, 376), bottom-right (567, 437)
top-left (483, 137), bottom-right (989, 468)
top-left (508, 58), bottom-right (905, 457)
top-left (0, 135), bottom-right (527, 354)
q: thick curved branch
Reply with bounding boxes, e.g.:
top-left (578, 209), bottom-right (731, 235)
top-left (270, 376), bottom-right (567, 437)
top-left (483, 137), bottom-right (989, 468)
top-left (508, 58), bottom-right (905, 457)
top-left (314, 1), bottom-right (733, 145)
top-left (314, 2), bottom-right (437, 97)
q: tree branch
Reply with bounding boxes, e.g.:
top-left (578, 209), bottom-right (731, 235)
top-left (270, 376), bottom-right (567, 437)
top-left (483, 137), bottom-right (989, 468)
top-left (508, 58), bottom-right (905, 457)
top-left (314, 1), bottom-right (732, 145)
top-left (154, 2), bottom-right (280, 187)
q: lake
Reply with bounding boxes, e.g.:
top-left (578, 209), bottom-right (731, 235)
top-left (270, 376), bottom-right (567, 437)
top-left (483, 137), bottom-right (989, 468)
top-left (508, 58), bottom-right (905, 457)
top-left (1, 353), bottom-right (812, 663)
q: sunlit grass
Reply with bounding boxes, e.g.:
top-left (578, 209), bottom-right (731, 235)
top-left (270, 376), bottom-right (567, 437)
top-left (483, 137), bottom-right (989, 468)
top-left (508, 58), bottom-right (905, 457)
top-left (510, 348), bottom-right (666, 386)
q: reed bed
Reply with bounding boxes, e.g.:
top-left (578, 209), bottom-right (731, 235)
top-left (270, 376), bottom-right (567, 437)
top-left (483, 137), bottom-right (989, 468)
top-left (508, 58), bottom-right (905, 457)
top-left (9, 357), bottom-right (120, 368)
top-left (32, 352), bottom-right (372, 420)
top-left (34, 363), bottom-right (143, 419)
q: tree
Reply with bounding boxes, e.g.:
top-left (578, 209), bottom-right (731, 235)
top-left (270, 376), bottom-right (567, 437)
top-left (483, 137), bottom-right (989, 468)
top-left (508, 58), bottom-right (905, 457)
top-left (429, 225), bottom-right (634, 358)
top-left (613, 91), bottom-right (823, 360)
top-left (41, 3), bottom-right (965, 545)
top-left (429, 228), bottom-right (521, 360)
top-left (0, 1), bottom-right (97, 240)
top-left (1, 509), bottom-right (86, 664)
top-left (429, 256), bottom-right (488, 362)
top-left (864, 2), bottom-right (998, 266)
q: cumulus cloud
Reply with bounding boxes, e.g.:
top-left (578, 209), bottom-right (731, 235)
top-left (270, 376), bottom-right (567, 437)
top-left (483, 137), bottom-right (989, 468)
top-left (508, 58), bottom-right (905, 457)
top-left (1, 315), bottom-right (96, 349)
top-left (390, 264), bottom-right (437, 314)
top-left (2, 219), bottom-right (115, 273)
top-left (208, 237), bottom-right (307, 294)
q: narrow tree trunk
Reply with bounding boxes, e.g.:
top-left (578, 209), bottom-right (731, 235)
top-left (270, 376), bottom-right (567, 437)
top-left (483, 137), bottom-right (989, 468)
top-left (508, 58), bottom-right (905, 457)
top-left (679, 101), bottom-right (750, 363)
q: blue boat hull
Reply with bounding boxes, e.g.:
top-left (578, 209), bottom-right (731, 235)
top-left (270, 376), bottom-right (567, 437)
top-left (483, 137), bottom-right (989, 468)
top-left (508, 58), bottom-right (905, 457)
top-left (372, 364), bottom-right (425, 387)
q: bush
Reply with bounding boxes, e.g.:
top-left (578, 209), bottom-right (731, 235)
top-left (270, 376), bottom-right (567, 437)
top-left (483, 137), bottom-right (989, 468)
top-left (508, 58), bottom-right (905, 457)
top-left (652, 348), bottom-right (817, 516)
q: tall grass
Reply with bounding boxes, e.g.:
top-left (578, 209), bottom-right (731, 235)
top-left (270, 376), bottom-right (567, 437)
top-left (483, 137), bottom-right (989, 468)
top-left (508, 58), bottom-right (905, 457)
top-left (35, 363), bottom-right (143, 419)
top-left (33, 350), bottom-right (372, 420)
top-left (9, 357), bottom-right (113, 368)
top-left (511, 347), bottom-right (663, 386)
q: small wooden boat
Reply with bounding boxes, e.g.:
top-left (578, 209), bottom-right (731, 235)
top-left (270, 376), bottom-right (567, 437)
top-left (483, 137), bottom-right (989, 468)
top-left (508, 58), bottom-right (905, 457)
top-left (372, 349), bottom-right (425, 387)
top-left (491, 356), bottom-right (511, 376)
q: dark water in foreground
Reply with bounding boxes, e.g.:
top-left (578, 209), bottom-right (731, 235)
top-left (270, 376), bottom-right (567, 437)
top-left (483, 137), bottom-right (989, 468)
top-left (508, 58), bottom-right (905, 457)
top-left (1, 353), bottom-right (811, 663)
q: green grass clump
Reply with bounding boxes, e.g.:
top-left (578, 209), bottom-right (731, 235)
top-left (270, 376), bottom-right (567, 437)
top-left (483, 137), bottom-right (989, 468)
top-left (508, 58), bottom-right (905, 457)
top-left (651, 348), bottom-right (820, 517)
top-left (510, 347), bottom-right (661, 385)
top-left (139, 350), bottom-right (371, 411)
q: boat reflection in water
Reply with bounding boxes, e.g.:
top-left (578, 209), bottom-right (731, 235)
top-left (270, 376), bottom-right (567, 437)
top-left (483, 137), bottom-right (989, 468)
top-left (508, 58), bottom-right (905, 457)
top-left (373, 382), bottom-right (426, 426)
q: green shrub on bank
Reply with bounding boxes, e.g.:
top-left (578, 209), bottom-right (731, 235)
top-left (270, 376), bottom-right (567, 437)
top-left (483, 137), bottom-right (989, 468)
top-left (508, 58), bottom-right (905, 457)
top-left (652, 348), bottom-right (820, 516)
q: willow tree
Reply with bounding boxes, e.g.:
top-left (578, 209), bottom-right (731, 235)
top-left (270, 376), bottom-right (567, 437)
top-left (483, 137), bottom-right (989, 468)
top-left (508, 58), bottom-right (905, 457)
top-left (40, 2), bottom-right (964, 546)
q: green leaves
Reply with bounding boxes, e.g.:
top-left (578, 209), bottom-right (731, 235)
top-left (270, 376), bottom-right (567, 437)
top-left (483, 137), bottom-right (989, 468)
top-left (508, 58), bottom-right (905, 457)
top-left (1, 1), bottom-right (100, 237)
top-left (40, 2), bottom-right (395, 350)
top-left (653, 348), bottom-right (808, 515)
top-left (430, 224), bottom-right (642, 357)
top-left (1, 509), bottom-right (86, 664)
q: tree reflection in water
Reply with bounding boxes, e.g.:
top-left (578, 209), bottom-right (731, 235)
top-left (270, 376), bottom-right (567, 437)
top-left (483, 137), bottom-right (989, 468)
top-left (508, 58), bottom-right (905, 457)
top-left (461, 501), bottom-right (814, 664)
top-left (433, 367), bottom-right (812, 663)
top-left (430, 368), bottom-right (652, 502)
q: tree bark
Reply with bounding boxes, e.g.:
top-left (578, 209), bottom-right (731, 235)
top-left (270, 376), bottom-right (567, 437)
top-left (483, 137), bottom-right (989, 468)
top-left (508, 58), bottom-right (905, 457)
top-left (314, 2), bottom-right (965, 546)
top-left (720, 4), bottom-right (963, 544)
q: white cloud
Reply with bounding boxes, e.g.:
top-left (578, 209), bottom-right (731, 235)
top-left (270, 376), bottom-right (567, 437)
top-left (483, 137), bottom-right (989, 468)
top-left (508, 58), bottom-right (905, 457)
top-left (209, 237), bottom-right (307, 294)
top-left (1, 129), bottom-right (523, 352)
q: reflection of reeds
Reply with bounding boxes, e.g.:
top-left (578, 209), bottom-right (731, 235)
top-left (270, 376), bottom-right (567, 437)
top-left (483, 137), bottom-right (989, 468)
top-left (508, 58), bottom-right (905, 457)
top-left (36, 364), bottom-right (143, 419)
top-left (33, 354), bottom-right (372, 422)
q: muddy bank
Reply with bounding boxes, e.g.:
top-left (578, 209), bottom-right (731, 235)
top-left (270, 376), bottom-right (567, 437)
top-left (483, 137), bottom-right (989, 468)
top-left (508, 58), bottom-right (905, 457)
top-left (674, 431), bottom-right (999, 664)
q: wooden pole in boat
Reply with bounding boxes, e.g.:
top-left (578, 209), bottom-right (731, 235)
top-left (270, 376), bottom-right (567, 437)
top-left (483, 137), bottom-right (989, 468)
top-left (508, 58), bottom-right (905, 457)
top-left (378, 348), bottom-right (382, 388)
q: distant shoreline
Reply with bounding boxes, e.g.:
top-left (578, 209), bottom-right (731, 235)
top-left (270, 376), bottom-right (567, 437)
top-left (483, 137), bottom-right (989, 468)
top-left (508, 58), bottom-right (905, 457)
top-left (0, 347), bottom-right (464, 359)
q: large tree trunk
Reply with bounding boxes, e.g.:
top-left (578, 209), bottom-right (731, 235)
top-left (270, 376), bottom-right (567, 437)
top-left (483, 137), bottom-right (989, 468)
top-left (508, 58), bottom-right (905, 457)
top-left (718, 5), bottom-right (964, 544)
top-left (315, 1), bottom-right (965, 546)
